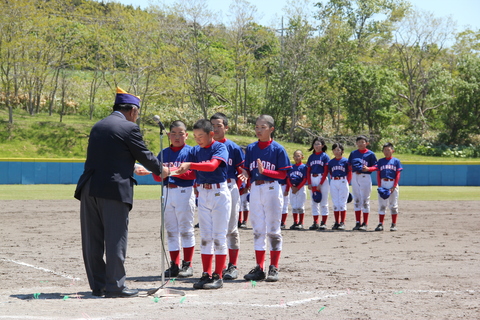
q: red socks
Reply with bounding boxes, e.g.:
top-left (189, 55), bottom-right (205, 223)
top-left (229, 249), bottom-right (239, 266)
top-left (243, 211), bottom-right (249, 222)
top-left (321, 215), bottom-right (328, 224)
top-left (341, 211), bottom-right (346, 223)
top-left (270, 250), bottom-right (281, 268)
top-left (334, 211), bottom-right (339, 223)
top-left (183, 246), bottom-right (194, 263)
top-left (379, 214), bottom-right (385, 224)
top-left (201, 254), bottom-right (213, 275)
top-left (313, 215), bottom-right (319, 224)
top-left (281, 213), bottom-right (287, 224)
top-left (169, 250), bottom-right (180, 265)
top-left (363, 212), bottom-right (369, 225)
top-left (255, 250), bottom-right (266, 270)
top-left (292, 213), bottom-right (299, 224)
top-left (355, 210), bottom-right (362, 223)
top-left (392, 214), bottom-right (398, 224)
top-left (214, 254), bottom-right (227, 279)
top-left (299, 213), bottom-right (305, 225)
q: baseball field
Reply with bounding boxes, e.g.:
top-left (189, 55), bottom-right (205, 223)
top-left (0, 185), bottom-right (479, 319)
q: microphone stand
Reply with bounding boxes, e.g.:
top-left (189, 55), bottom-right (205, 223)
top-left (147, 121), bottom-right (185, 298)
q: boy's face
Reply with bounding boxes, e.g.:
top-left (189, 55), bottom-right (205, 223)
top-left (211, 119), bottom-right (227, 141)
top-left (255, 119), bottom-right (274, 141)
top-left (356, 139), bottom-right (369, 150)
top-left (193, 128), bottom-right (214, 148)
top-left (167, 126), bottom-right (188, 147)
top-left (333, 147), bottom-right (343, 158)
top-left (383, 146), bottom-right (394, 158)
top-left (293, 151), bottom-right (303, 163)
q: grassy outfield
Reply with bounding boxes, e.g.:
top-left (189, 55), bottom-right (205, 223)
top-left (0, 185), bottom-right (478, 201)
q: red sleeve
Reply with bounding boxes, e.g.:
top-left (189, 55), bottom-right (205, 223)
top-left (319, 165), bottom-right (328, 185)
top-left (262, 169), bottom-right (287, 180)
top-left (236, 167), bottom-right (243, 189)
top-left (306, 166), bottom-right (312, 185)
top-left (177, 170), bottom-right (196, 180)
top-left (190, 159), bottom-right (222, 172)
top-left (393, 170), bottom-right (401, 189)
top-left (347, 165), bottom-right (352, 184)
top-left (377, 171), bottom-right (382, 187)
top-left (152, 173), bottom-right (162, 182)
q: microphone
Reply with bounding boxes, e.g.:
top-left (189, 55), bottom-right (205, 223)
top-left (153, 115), bottom-right (166, 131)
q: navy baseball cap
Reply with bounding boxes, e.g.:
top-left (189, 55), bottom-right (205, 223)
top-left (377, 187), bottom-right (391, 200)
top-left (312, 191), bottom-right (322, 203)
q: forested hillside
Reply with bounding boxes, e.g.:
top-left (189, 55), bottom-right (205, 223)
top-left (1, 0), bottom-right (479, 157)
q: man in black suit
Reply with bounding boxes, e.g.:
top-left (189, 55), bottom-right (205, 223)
top-left (75, 87), bottom-right (168, 298)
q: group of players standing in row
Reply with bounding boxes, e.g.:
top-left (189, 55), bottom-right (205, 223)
top-left (152, 113), bottom-right (402, 291)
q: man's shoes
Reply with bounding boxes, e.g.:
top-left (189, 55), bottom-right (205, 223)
top-left (352, 222), bottom-right (361, 231)
top-left (244, 265), bottom-right (266, 281)
top-left (318, 221), bottom-right (327, 230)
top-left (178, 260), bottom-right (193, 278)
top-left (280, 223), bottom-right (286, 229)
top-left (265, 265), bottom-right (279, 282)
top-left (375, 223), bottom-right (384, 231)
top-left (309, 223), bottom-right (319, 230)
top-left (222, 262), bottom-right (238, 280)
top-left (332, 222), bottom-right (340, 230)
top-left (194, 223), bottom-right (199, 228)
top-left (337, 222), bottom-right (346, 230)
top-left (105, 287), bottom-right (139, 298)
top-left (164, 261), bottom-right (180, 277)
top-left (290, 223), bottom-right (303, 230)
top-left (193, 272), bottom-right (211, 289)
top-left (92, 289), bottom-right (105, 297)
top-left (390, 223), bottom-right (397, 231)
top-left (203, 273), bottom-right (223, 289)
top-left (359, 222), bottom-right (368, 231)
top-left (239, 221), bottom-right (248, 228)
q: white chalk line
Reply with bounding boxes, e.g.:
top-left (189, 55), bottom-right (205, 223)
top-left (0, 258), bottom-right (82, 281)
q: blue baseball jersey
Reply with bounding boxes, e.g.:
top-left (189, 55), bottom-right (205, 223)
top-left (348, 149), bottom-right (377, 174)
top-left (288, 163), bottom-right (307, 186)
top-left (374, 157), bottom-right (403, 179)
top-left (244, 140), bottom-right (292, 182)
top-left (219, 139), bottom-right (245, 180)
top-left (328, 157), bottom-right (349, 178)
top-left (307, 152), bottom-right (330, 174)
top-left (187, 141), bottom-right (229, 184)
top-left (158, 145), bottom-right (195, 187)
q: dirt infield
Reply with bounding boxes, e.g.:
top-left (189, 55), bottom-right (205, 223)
top-left (1, 199), bottom-right (479, 319)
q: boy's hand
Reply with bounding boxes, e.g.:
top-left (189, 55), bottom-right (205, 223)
top-left (292, 186), bottom-right (299, 194)
top-left (175, 162), bottom-right (191, 175)
top-left (361, 165), bottom-right (369, 172)
top-left (134, 164), bottom-right (151, 176)
top-left (257, 158), bottom-right (264, 174)
top-left (238, 168), bottom-right (249, 182)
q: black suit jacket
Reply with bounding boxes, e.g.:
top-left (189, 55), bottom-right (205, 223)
top-left (74, 112), bottom-right (161, 209)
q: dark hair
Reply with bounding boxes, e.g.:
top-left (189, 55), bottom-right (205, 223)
top-left (332, 143), bottom-right (344, 152)
top-left (308, 137), bottom-right (327, 152)
top-left (170, 120), bottom-right (187, 131)
top-left (293, 149), bottom-right (303, 156)
top-left (383, 142), bottom-right (394, 150)
top-left (113, 103), bottom-right (137, 112)
top-left (210, 112), bottom-right (228, 126)
top-left (256, 114), bottom-right (274, 128)
top-left (356, 135), bottom-right (368, 142)
top-left (193, 119), bottom-right (213, 134)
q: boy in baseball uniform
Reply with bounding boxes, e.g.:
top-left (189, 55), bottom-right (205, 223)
top-left (238, 115), bottom-right (292, 282)
top-left (153, 121), bottom-right (196, 278)
top-left (348, 135), bottom-right (377, 231)
top-left (175, 119), bottom-right (231, 290)
top-left (370, 143), bottom-right (403, 231)
top-left (328, 143), bottom-right (351, 230)
top-left (306, 137), bottom-right (331, 230)
top-left (210, 112), bottom-right (245, 280)
top-left (287, 150), bottom-right (307, 230)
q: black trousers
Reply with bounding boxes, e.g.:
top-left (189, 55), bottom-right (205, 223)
top-left (80, 179), bottom-right (130, 292)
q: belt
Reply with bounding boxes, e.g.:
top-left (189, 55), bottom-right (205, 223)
top-left (201, 183), bottom-right (221, 189)
top-left (227, 178), bottom-right (234, 183)
top-left (166, 184), bottom-right (179, 188)
top-left (254, 180), bottom-right (274, 186)
top-left (332, 176), bottom-right (345, 180)
top-left (312, 174), bottom-right (320, 177)
top-left (383, 178), bottom-right (394, 181)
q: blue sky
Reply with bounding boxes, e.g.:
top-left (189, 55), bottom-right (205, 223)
top-left (113, 0), bottom-right (480, 32)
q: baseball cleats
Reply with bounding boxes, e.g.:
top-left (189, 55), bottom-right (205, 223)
top-left (194, 223), bottom-right (199, 228)
top-left (359, 222), bottom-right (368, 231)
top-left (193, 272), bottom-right (211, 289)
top-left (222, 262), bottom-right (238, 280)
top-left (318, 221), bottom-right (327, 230)
top-left (266, 265), bottom-right (279, 282)
top-left (239, 221), bottom-right (248, 229)
top-left (352, 222), bottom-right (361, 230)
top-left (338, 222), bottom-right (346, 230)
top-left (290, 223), bottom-right (303, 230)
top-left (244, 265), bottom-right (265, 281)
top-left (178, 260), bottom-right (193, 278)
top-left (390, 223), bottom-right (397, 231)
top-left (164, 261), bottom-right (180, 277)
top-left (309, 223), bottom-right (319, 230)
top-left (280, 223), bottom-right (286, 229)
top-left (203, 273), bottom-right (223, 289)
top-left (375, 224), bottom-right (384, 231)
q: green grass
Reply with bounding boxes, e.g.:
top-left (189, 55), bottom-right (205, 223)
top-left (0, 185), bottom-right (478, 201)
